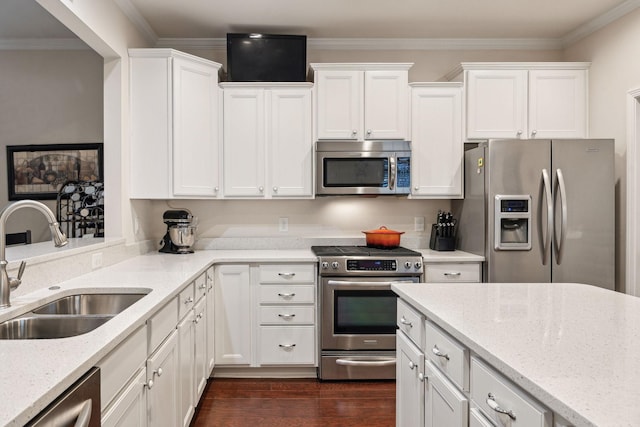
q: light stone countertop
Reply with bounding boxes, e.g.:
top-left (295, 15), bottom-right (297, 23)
top-left (0, 246), bottom-right (481, 426)
top-left (391, 281), bottom-right (640, 427)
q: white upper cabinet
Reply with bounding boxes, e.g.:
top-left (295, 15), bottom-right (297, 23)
top-left (463, 63), bottom-right (589, 140)
top-left (410, 83), bottom-right (463, 199)
top-left (311, 63), bottom-right (412, 141)
top-left (222, 83), bottom-right (313, 198)
top-left (129, 49), bottom-right (222, 199)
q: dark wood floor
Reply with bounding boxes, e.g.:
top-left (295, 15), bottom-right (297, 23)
top-left (191, 378), bottom-right (396, 426)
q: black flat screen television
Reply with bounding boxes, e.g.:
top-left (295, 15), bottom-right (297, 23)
top-left (226, 33), bottom-right (307, 82)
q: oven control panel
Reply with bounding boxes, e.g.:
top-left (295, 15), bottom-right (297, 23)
top-left (347, 259), bottom-right (397, 271)
top-left (320, 257), bottom-right (423, 275)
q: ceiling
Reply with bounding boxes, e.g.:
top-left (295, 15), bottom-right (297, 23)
top-left (2, 0), bottom-right (640, 49)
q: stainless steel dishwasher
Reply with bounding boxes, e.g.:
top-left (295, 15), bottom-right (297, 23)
top-left (27, 367), bottom-right (100, 427)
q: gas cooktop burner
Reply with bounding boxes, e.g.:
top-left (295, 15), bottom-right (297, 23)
top-left (311, 245), bottom-right (421, 257)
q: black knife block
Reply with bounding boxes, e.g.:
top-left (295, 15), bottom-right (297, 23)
top-left (429, 224), bottom-right (456, 251)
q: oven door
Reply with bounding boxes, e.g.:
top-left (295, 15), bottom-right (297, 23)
top-left (321, 276), bottom-right (419, 350)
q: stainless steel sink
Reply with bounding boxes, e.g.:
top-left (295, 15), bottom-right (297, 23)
top-left (0, 315), bottom-right (112, 339)
top-left (32, 293), bottom-right (147, 315)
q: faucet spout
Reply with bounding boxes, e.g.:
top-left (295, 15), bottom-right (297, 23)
top-left (0, 200), bottom-right (68, 308)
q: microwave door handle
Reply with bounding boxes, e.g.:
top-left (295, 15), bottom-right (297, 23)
top-left (327, 279), bottom-right (415, 287)
top-left (389, 156), bottom-right (396, 190)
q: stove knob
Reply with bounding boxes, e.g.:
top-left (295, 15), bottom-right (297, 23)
top-left (414, 261), bottom-right (422, 270)
top-left (321, 262), bottom-right (329, 270)
top-left (404, 261), bottom-right (412, 269)
top-left (331, 261), bottom-right (340, 269)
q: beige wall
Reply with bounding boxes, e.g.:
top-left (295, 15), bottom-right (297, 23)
top-left (0, 49), bottom-right (103, 241)
top-left (563, 8), bottom-right (640, 291)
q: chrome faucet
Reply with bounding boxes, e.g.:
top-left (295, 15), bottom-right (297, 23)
top-left (0, 200), bottom-right (68, 308)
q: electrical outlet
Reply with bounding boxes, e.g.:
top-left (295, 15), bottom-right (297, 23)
top-left (279, 217), bottom-right (289, 232)
top-left (414, 216), bottom-right (425, 232)
top-left (91, 252), bottom-right (103, 270)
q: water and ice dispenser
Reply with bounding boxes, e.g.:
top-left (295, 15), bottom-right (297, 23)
top-left (494, 195), bottom-right (531, 250)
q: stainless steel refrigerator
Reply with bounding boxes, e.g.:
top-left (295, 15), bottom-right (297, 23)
top-left (454, 139), bottom-right (615, 289)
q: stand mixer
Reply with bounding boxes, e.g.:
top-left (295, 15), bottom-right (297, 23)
top-left (159, 209), bottom-right (196, 254)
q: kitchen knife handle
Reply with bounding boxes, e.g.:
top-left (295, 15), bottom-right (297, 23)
top-left (555, 169), bottom-right (568, 264)
top-left (541, 169), bottom-right (553, 266)
top-left (389, 156), bottom-right (396, 190)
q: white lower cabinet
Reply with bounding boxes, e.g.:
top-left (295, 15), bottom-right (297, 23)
top-left (396, 331), bottom-right (425, 427)
top-left (178, 309), bottom-right (196, 427)
top-left (424, 360), bottom-right (468, 427)
top-left (470, 406), bottom-right (496, 427)
top-left (102, 367), bottom-right (148, 427)
top-left (147, 329), bottom-right (180, 427)
top-left (205, 267), bottom-right (216, 374)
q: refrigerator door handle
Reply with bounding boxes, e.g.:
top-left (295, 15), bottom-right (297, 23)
top-left (541, 169), bottom-right (553, 265)
top-left (554, 169), bottom-right (568, 264)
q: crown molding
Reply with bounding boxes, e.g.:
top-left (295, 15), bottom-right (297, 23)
top-left (0, 38), bottom-right (89, 50)
top-left (113, 0), bottom-right (158, 45)
top-left (562, 0), bottom-right (640, 46)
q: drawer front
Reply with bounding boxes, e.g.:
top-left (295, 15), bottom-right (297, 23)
top-left (471, 357), bottom-right (552, 427)
top-left (98, 325), bottom-right (147, 411)
top-left (178, 282), bottom-right (195, 320)
top-left (397, 299), bottom-right (424, 347)
top-left (194, 272), bottom-right (207, 302)
top-left (148, 297), bottom-right (178, 353)
top-left (425, 263), bottom-right (481, 282)
top-left (259, 306), bottom-right (315, 325)
top-left (259, 284), bottom-right (315, 304)
top-left (425, 321), bottom-right (469, 391)
top-left (258, 326), bottom-right (315, 365)
top-left (259, 264), bottom-right (316, 284)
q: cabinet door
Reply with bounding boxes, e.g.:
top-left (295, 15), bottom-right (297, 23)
top-left (466, 69), bottom-right (528, 139)
top-left (315, 70), bottom-right (362, 140)
top-left (178, 310), bottom-right (196, 427)
top-left (364, 70), bottom-right (409, 140)
top-left (172, 55), bottom-right (220, 197)
top-left (528, 69), bottom-right (587, 138)
top-left (425, 360), bottom-right (468, 427)
top-left (214, 264), bottom-right (252, 365)
top-left (223, 89), bottom-right (266, 196)
top-left (102, 367), bottom-right (148, 427)
top-left (205, 268), bottom-right (215, 374)
top-left (147, 330), bottom-right (179, 427)
top-left (268, 88), bottom-right (313, 197)
top-left (411, 85), bottom-right (463, 198)
top-left (194, 297), bottom-right (208, 400)
top-left (396, 332), bottom-right (424, 427)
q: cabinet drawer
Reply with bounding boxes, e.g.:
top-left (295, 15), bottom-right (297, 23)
top-left (259, 306), bottom-right (315, 325)
top-left (194, 272), bottom-right (207, 302)
top-left (425, 263), bottom-right (480, 282)
top-left (258, 326), bottom-right (315, 365)
top-left (397, 299), bottom-right (424, 348)
top-left (178, 282), bottom-right (195, 320)
top-left (471, 357), bottom-right (552, 427)
top-left (259, 284), bottom-right (315, 304)
top-left (425, 321), bottom-right (469, 391)
top-left (258, 264), bottom-right (315, 284)
top-left (148, 297), bottom-right (178, 354)
top-left (98, 325), bottom-right (147, 412)
top-left (470, 407), bottom-right (495, 427)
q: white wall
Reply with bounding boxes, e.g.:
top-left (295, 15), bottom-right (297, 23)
top-left (563, 8), bottom-right (640, 292)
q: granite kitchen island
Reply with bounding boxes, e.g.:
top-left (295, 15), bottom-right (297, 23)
top-left (392, 281), bottom-right (640, 427)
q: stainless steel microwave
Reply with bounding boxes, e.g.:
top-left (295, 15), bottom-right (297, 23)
top-left (316, 140), bottom-right (411, 195)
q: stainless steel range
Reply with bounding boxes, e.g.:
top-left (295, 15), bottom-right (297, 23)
top-left (311, 245), bottom-right (424, 380)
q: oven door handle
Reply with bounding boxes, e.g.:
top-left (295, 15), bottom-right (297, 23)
top-left (327, 280), bottom-right (415, 287)
top-left (336, 358), bottom-right (396, 367)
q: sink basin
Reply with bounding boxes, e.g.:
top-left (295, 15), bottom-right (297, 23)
top-left (0, 315), bottom-right (112, 339)
top-left (32, 293), bottom-right (147, 315)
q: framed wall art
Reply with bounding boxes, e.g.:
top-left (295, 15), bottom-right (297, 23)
top-left (6, 143), bottom-right (104, 200)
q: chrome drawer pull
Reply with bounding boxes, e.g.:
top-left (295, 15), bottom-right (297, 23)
top-left (278, 272), bottom-right (296, 278)
top-left (279, 343), bottom-right (296, 349)
top-left (400, 316), bottom-right (413, 327)
top-left (336, 358), bottom-right (396, 367)
top-left (278, 313), bottom-right (296, 319)
top-left (408, 361), bottom-right (416, 370)
top-left (184, 296), bottom-right (194, 304)
top-left (432, 345), bottom-right (450, 361)
top-left (486, 393), bottom-right (516, 420)
top-left (278, 292), bottom-right (296, 298)
top-left (443, 272), bottom-right (461, 277)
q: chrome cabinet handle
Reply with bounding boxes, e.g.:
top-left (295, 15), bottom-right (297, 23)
top-left (443, 272), bottom-right (461, 277)
top-left (273, 186), bottom-right (278, 192)
top-left (259, 186), bottom-right (264, 192)
top-left (351, 129), bottom-right (357, 136)
top-left (418, 372), bottom-right (425, 382)
top-left (336, 358), bottom-right (396, 367)
top-left (531, 129), bottom-right (538, 136)
top-left (278, 313), bottom-right (296, 319)
top-left (432, 345), bottom-right (450, 361)
top-left (278, 292), bottom-right (296, 298)
top-left (541, 168), bottom-right (553, 266)
top-left (486, 393), bottom-right (516, 420)
top-left (279, 343), bottom-right (296, 349)
top-left (517, 130), bottom-right (523, 136)
top-left (555, 168), bottom-right (568, 264)
top-left (155, 367), bottom-right (163, 377)
top-left (366, 129), bottom-right (372, 136)
top-left (184, 296), bottom-right (194, 304)
top-left (408, 361), bottom-right (416, 370)
top-left (400, 316), bottom-right (413, 327)
top-left (145, 379), bottom-right (154, 389)
top-left (278, 272), bottom-right (296, 278)
top-left (199, 283), bottom-right (206, 289)
top-left (214, 186), bottom-right (219, 192)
